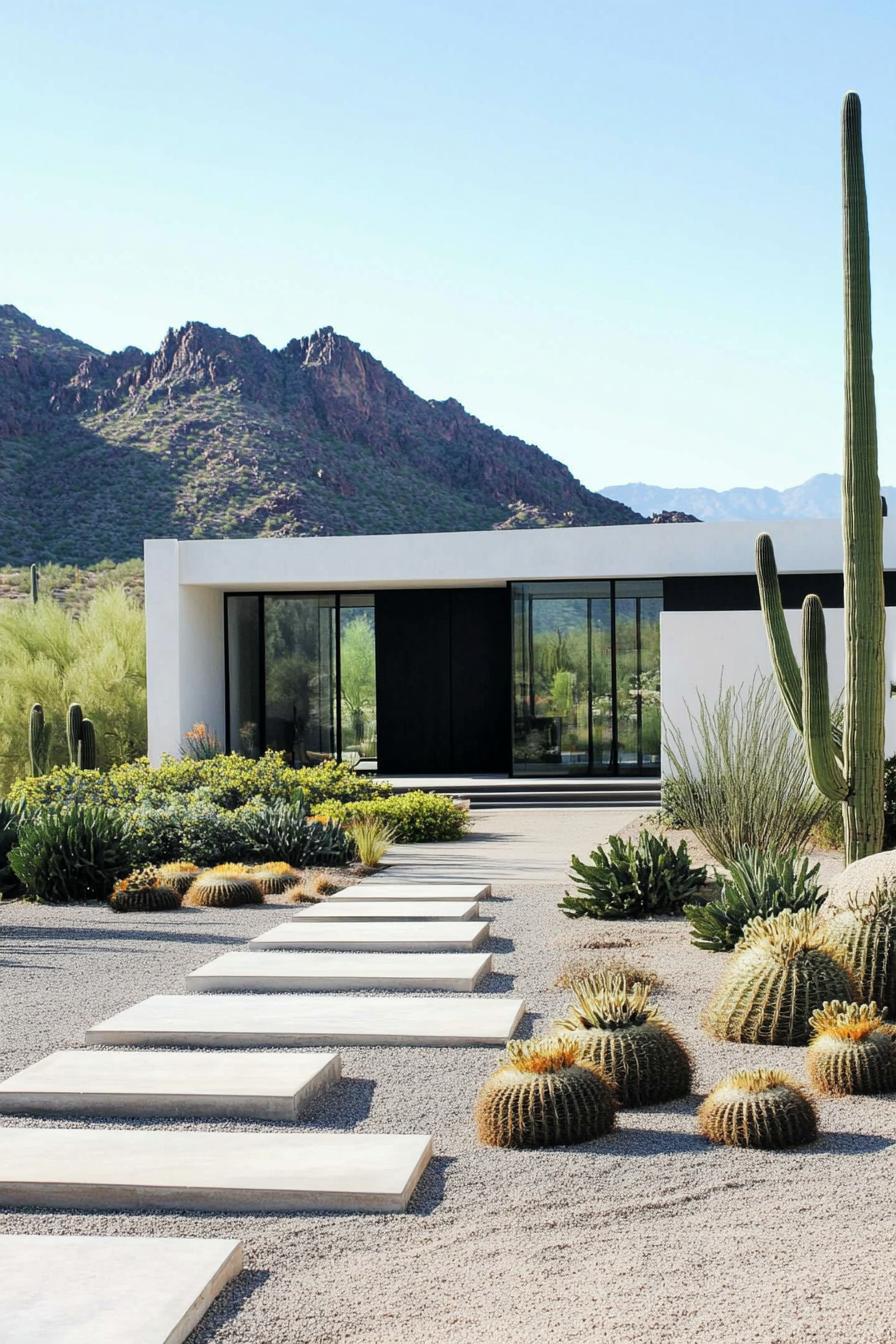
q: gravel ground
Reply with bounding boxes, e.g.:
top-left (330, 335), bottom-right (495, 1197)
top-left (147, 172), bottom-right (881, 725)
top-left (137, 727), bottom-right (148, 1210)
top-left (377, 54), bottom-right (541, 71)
top-left (1, 813), bottom-right (893, 1344)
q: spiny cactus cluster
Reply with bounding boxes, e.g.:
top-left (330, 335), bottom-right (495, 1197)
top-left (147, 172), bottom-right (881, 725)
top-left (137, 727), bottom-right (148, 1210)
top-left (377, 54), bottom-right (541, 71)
top-left (698, 1069), bottom-right (818, 1149)
top-left (806, 1000), bottom-right (896, 1096)
top-left (155, 862), bottom-right (202, 896)
top-left (825, 886), bottom-right (896, 1015)
top-left (553, 974), bottom-right (692, 1106)
top-left (703, 909), bottom-right (856, 1045)
top-left (183, 863), bottom-right (264, 908)
top-left (109, 867), bottom-right (182, 913)
top-left (475, 1036), bottom-right (616, 1149)
top-left (250, 861), bottom-right (302, 895)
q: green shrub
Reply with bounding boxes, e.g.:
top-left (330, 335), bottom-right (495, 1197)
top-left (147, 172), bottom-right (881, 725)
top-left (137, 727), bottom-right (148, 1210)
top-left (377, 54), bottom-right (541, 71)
top-left (683, 847), bottom-right (823, 952)
top-left (318, 792), bottom-right (469, 842)
top-left (559, 830), bottom-right (707, 920)
top-left (0, 801), bottom-right (22, 898)
top-left (662, 676), bottom-right (831, 868)
top-left (10, 804), bottom-right (132, 904)
top-left (126, 794), bottom-right (248, 867)
top-left (238, 801), bottom-right (353, 868)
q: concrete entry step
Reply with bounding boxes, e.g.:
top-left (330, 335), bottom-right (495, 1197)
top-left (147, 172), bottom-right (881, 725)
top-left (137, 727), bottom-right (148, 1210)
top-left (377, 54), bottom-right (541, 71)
top-left (291, 899), bottom-right (482, 921)
top-left (344, 881), bottom-right (492, 900)
top-left (188, 950), bottom-right (493, 993)
top-left (0, 1128), bottom-right (433, 1213)
top-left (0, 1049), bottom-right (341, 1121)
top-left (85, 992), bottom-right (526, 1047)
top-left (0, 1234), bottom-right (242, 1344)
top-left (248, 920), bottom-right (490, 952)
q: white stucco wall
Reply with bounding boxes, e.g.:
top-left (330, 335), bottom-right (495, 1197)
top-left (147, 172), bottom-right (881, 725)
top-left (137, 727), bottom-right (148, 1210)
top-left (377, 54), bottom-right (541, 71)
top-left (661, 607), bottom-right (896, 771)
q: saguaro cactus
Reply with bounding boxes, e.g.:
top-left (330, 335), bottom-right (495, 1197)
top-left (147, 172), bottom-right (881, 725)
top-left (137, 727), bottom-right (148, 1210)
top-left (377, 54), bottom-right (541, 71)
top-left (28, 703), bottom-right (48, 776)
top-left (29, 564), bottom-right (38, 605)
top-left (66, 703), bottom-right (83, 766)
top-left (756, 93), bottom-right (885, 863)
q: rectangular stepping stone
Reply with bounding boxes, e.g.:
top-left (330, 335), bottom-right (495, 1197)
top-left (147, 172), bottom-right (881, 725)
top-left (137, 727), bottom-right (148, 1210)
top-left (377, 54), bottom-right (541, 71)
top-left (0, 1128), bottom-right (432, 1213)
top-left (340, 881), bottom-right (491, 900)
top-left (0, 1049), bottom-right (341, 1120)
top-left (0, 1234), bottom-right (242, 1344)
top-left (187, 950), bottom-right (493, 993)
top-left (85, 992), bottom-right (526, 1046)
top-left (291, 899), bottom-right (481, 921)
top-left (248, 920), bottom-right (490, 952)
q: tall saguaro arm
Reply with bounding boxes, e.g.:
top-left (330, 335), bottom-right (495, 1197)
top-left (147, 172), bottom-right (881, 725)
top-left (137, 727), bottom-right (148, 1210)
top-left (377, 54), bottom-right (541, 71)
top-left (755, 533), bottom-right (804, 735)
top-left (800, 596), bottom-right (848, 800)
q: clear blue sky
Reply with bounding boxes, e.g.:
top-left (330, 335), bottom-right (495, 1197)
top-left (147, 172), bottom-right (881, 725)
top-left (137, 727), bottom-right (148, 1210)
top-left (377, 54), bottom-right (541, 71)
top-left (2, 1), bottom-right (894, 492)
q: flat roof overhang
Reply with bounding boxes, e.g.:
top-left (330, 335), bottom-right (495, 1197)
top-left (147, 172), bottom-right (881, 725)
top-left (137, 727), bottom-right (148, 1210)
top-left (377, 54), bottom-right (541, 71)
top-left (145, 517), bottom-right (895, 593)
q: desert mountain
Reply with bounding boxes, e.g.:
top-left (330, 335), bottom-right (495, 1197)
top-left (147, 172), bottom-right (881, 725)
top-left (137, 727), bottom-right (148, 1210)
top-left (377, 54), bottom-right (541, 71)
top-left (0, 305), bottom-right (643, 565)
top-left (602, 474), bottom-right (896, 522)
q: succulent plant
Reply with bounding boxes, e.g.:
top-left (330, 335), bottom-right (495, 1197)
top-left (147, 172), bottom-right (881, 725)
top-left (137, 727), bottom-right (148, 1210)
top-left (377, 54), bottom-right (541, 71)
top-left (560, 829), bottom-right (706, 920)
top-left (109, 867), bottom-right (182, 913)
top-left (183, 863), bottom-right (264, 908)
top-left (249, 861), bottom-right (302, 895)
top-left (28, 703), bottom-right (49, 777)
top-left (155, 861), bottom-right (202, 896)
top-left (703, 909), bottom-right (857, 1045)
top-left (553, 975), bottom-right (691, 1106)
top-left (78, 718), bottom-right (97, 770)
top-left (474, 1036), bottom-right (616, 1149)
top-left (66, 703), bottom-right (83, 767)
top-left (684, 846), bottom-right (823, 953)
top-left (825, 886), bottom-right (896, 1015)
top-left (698, 1069), bottom-right (818, 1149)
top-left (806, 1000), bottom-right (896, 1095)
top-left (756, 94), bottom-right (885, 863)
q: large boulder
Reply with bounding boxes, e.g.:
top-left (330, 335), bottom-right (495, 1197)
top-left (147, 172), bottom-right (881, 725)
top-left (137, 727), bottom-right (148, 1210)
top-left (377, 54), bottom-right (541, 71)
top-left (822, 849), bottom-right (896, 914)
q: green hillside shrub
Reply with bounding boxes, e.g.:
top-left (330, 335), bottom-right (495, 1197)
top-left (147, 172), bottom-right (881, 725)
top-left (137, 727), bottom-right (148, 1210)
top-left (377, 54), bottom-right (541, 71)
top-left (317, 792), bottom-right (469, 842)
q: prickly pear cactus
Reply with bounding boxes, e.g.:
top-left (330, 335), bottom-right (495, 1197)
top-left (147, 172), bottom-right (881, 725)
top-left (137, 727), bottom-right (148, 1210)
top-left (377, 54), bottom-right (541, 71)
top-left (183, 863), bottom-right (264, 908)
top-left (554, 975), bottom-right (691, 1106)
top-left (825, 885), bottom-right (896, 1014)
top-left (250, 861), bottom-right (302, 895)
top-left (698, 1069), bottom-right (818, 1149)
top-left (807, 1000), bottom-right (896, 1095)
top-left (703, 909), bottom-right (856, 1045)
top-left (474, 1037), bottom-right (616, 1149)
top-left (109, 867), bottom-right (182, 913)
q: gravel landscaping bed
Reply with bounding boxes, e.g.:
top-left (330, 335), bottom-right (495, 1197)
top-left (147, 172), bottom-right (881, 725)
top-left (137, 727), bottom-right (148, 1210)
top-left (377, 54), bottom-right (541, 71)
top-left (1, 813), bottom-right (893, 1344)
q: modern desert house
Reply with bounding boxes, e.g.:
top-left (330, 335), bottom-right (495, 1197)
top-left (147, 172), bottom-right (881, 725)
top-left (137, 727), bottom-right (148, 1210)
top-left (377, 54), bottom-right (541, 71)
top-left (144, 518), bottom-right (896, 782)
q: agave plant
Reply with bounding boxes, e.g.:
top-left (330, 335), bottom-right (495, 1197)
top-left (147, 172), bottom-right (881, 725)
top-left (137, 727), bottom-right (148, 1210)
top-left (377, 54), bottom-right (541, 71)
top-left (684, 846), bottom-right (824, 953)
top-left (559, 830), bottom-right (706, 920)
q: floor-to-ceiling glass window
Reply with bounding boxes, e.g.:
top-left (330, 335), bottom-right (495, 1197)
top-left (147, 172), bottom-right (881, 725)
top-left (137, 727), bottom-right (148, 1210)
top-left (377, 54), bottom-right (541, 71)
top-left (512, 580), bottom-right (662, 775)
top-left (225, 593), bottom-right (377, 766)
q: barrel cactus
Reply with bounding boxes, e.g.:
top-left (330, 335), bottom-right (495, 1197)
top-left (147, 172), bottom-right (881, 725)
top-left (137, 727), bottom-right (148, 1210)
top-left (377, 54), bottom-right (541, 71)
top-left (807, 1000), bottom-right (896, 1095)
top-left (249, 861), bottom-right (302, 895)
top-left (183, 863), bottom-right (264, 908)
top-left (703, 909), bottom-right (856, 1045)
top-left (474, 1036), bottom-right (616, 1149)
top-left (109, 867), bottom-right (182, 913)
top-left (825, 886), bottom-right (896, 1014)
top-left (698, 1069), bottom-right (818, 1149)
top-left (553, 975), bottom-right (691, 1106)
top-left (155, 862), bottom-right (202, 897)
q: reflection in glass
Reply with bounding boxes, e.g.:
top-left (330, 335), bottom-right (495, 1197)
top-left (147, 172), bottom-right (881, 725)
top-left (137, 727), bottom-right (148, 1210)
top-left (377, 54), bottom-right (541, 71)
top-left (339, 595), bottom-right (377, 764)
top-left (263, 596), bottom-right (337, 766)
top-left (226, 595), bottom-right (261, 758)
top-left (512, 580), bottom-right (662, 775)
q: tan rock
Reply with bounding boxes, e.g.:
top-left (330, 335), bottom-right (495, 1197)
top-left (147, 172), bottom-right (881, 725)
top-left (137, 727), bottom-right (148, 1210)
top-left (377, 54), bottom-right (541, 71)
top-left (822, 849), bottom-right (896, 913)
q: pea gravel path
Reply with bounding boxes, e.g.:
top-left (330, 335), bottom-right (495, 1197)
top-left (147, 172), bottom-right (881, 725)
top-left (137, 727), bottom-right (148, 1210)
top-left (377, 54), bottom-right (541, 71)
top-left (1, 809), bottom-right (893, 1344)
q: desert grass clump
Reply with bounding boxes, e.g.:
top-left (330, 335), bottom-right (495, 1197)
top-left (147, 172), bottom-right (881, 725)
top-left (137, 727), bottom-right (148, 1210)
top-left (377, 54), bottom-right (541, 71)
top-left (474, 1037), bottom-right (616, 1149)
top-left (155, 862), bottom-right (201, 896)
top-left (663, 676), bottom-right (830, 869)
top-left (806, 1000), bottom-right (896, 1095)
top-left (285, 882), bottom-right (320, 905)
top-left (825, 886), bottom-right (896, 1015)
top-left (703, 909), bottom-right (856, 1045)
top-left (183, 863), bottom-right (264, 908)
top-left (249, 861), bottom-right (302, 895)
top-left (346, 815), bottom-right (396, 868)
top-left (108, 867), bottom-right (181, 913)
top-left (555, 958), bottom-right (662, 992)
top-left (698, 1069), bottom-right (818, 1149)
top-left (554, 975), bottom-right (691, 1106)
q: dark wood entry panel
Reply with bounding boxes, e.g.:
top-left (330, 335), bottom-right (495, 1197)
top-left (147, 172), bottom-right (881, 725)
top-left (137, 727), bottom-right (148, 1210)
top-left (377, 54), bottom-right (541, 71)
top-left (375, 588), bottom-right (511, 774)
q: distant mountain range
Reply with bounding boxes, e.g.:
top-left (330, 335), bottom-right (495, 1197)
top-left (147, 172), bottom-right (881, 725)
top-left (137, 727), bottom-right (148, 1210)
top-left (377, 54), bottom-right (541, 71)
top-left (601, 474), bottom-right (896, 522)
top-left (0, 305), bottom-right (644, 566)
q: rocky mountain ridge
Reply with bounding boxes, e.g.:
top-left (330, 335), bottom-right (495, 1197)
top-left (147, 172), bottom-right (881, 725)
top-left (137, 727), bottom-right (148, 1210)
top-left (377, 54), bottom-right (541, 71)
top-left (603, 473), bottom-right (896, 522)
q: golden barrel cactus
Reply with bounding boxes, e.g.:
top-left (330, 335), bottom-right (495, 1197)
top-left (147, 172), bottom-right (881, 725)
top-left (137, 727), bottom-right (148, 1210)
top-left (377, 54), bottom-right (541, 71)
top-left (250, 862), bottom-right (302, 895)
top-left (703, 909), bottom-right (856, 1045)
top-left (474, 1037), bottom-right (616, 1149)
top-left (183, 863), bottom-right (264, 908)
top-left (553, 975), bottom-right (691, 1106)
top-left (806, 1000), bottom-right (896, 1095)
top-left (825, 886), bottom-right (896, 1015)
top-left (109, 867), bottom-right (181, 913)
top-left (155, 862), bottom-right (202, 896)
top-left (699, 1069), bottom-right (818, 1149)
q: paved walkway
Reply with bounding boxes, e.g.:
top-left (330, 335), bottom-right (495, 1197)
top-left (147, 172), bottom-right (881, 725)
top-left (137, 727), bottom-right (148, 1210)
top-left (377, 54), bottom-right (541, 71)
top-left (378, 807), bottom-right (647, 884)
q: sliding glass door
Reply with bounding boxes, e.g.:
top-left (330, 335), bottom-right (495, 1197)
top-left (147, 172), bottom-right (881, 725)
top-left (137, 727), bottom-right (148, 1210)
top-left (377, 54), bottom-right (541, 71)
top-left (512, 580), bottom-right (662, 775)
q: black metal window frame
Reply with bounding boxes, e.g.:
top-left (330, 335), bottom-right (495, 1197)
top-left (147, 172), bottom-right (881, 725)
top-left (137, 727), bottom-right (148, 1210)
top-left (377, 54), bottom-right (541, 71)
top-left (508, 577), bottom-right (664, 778)
top-left (223, 589), bottom-right (376, 760)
